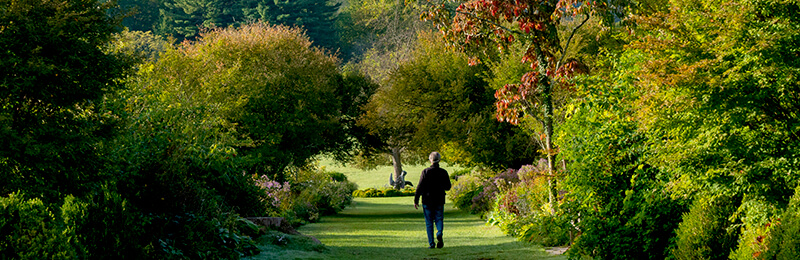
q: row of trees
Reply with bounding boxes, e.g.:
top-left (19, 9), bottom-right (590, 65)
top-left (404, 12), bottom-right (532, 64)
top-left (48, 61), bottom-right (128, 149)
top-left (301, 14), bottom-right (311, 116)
top-left (113, 0), bottom-right (545, 189)
top-left (5, 0), bottom-right (799, 258)
top-left (118, 0), bottom-right (341, 49)
top-left (0, 0), bottom-right (538, 257)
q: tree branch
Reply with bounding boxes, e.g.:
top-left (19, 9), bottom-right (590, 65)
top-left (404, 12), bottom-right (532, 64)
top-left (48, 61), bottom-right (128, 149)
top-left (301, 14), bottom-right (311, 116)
top-left (557, 14), bottom-right (591, 69)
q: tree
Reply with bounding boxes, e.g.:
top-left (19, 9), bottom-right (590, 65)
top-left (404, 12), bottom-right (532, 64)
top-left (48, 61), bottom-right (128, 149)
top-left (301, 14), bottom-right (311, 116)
top-left (358, 72), bottom-right (420, 189)
top-left (118, 0), bottom-right (161, 31)
top-left (0, 0), bottom-right (131, 202)
top-left (340, 0), bottom-right (438, 184)
top-left (359, 31), bottom-right (538, 189)
top-left (422, 0), bottom-right (628, 205)
top-left (138, 23), bottom-right (373, 182)
top-left (269, 0), bottom-right (342, 50)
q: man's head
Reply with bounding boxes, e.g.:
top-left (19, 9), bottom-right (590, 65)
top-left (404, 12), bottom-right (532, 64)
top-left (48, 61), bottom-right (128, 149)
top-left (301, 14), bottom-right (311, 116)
top-left (429, 151), bottom-right (441, 164)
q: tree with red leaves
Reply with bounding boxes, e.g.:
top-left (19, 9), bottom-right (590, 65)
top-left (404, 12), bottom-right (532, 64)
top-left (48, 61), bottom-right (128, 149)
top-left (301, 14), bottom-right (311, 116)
top-left (422, 0), bottom-right (628, 205)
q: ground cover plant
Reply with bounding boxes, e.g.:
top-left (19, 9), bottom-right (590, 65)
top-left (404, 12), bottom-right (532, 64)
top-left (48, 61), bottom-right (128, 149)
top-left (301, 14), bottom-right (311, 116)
top-left (351, 187), bottom-right (416, 198)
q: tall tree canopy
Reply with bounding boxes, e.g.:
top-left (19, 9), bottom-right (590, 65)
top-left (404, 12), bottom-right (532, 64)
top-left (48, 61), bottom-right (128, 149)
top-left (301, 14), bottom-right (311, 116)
top-left (269, 0), bottom-right (342, 50)
top-left (422, 0), bottom-right (628, 204)
top-left (156, 0), bottom-right (342, 49)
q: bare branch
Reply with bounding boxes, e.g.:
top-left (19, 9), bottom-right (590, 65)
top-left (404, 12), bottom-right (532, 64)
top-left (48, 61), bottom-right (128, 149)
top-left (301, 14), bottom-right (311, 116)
top-left (557, 14), bottom-right (591, 69)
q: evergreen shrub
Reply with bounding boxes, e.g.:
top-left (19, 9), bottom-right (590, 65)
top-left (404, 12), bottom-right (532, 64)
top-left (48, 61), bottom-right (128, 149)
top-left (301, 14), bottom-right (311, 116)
top-left (674, 194), bottom-right (741, 260)
top-left (60, 187), bottom-right (147, 258)
top-left (757, 186), bottom-right (800, 259)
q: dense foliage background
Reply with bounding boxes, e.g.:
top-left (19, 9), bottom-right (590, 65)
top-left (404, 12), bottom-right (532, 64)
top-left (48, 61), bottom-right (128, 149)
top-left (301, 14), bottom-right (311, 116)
top-left (2, 0), bottom-right (799, 259)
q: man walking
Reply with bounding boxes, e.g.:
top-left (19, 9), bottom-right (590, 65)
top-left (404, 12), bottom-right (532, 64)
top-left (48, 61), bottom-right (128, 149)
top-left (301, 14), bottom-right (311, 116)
top-left (414, 151), bottom-right (451, 249)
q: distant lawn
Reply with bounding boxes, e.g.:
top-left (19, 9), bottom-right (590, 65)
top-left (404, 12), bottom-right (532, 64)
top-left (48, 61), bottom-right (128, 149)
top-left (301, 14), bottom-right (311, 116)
top-left (316, 156), bottom-right (462, 190)
top-left (246, 197), bottom-right (566, 260)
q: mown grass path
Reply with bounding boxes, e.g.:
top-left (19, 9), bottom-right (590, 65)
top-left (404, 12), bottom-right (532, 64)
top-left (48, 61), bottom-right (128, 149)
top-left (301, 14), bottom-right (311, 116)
top-left (254, 196), bottom-right (566, 260)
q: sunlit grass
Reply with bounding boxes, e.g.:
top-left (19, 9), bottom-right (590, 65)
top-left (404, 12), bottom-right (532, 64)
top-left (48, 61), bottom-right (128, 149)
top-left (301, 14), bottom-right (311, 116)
top-left (244, 158), bottom-right (564, 259)
top-left (246, 197), bottom-right (566, 260)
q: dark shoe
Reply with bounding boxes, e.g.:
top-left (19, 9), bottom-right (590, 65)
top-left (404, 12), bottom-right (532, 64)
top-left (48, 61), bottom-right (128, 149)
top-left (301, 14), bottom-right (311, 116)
top-left (436, 235), bottom-right (443, 248)
top-left (429, 245), bottom-right (435, 249)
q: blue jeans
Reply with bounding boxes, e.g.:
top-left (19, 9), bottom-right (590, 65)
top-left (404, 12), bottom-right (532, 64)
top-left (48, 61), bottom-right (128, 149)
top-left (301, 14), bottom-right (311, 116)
top-left (423, 204), bottom-right (444, 247)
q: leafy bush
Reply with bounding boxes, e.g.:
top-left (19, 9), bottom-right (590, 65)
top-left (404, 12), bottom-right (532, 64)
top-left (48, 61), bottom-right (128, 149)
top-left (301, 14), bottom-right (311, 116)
top-left (448, 173), bottom-right (485, 213)
top-left (143, 212), bottom-right (260, 259)
top-left (487, 189), bottom-right (525, 236)
top-left (94, 22), bottom-right (369, 258)
top-left (554, 68), bottom-right (690, 259)
top-left (0, 192), bottom-right (76, 259)
top-left (1, 189), bottom-right (262, 260)
top-left (567, 183), bottom-right (686, 260)
top-left (514, 164), bottom-right (552, 216)
top-left (519, 214), bottom-right (570, 247)
top-left (486, 164), bottom-right (570, 247)
top-left (674, 194), bottom-right (741, 260)
top-left (282, 169), bottom-right (358, 224)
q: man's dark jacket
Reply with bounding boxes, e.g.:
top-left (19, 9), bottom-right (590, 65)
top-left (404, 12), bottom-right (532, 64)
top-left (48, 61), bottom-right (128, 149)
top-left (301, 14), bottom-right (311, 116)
top-left (414, 163), bottom-right (452, 206)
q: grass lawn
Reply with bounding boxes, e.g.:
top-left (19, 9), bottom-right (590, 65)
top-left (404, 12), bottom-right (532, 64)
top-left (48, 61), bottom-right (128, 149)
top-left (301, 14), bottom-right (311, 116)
top-left (246, 197), bottom-right (567, 260)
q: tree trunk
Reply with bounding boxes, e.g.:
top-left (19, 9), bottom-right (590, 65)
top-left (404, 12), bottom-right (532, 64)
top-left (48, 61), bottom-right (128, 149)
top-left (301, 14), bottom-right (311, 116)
top-left (544, 86), bottom-right (556, 209)
top-left (534, 42), bottom-right (557, 209)
top-left (390, 147), bottom-right (405, 189)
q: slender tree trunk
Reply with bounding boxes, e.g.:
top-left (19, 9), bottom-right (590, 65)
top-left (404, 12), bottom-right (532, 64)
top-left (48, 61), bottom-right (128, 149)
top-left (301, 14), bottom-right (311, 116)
top-left (544, 85), bottom-right (556, 208)
top-left (534, 42), bottom-right (557, 208)
top-left (390, 147), bottom-right (405, 189)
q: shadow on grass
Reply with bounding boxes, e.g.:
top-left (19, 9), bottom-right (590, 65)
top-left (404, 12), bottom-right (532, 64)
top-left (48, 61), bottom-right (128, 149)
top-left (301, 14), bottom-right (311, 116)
top-left (286, 242), bottom-right (559, 260)
top-left (252, 197), bottom-right (567, 260)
